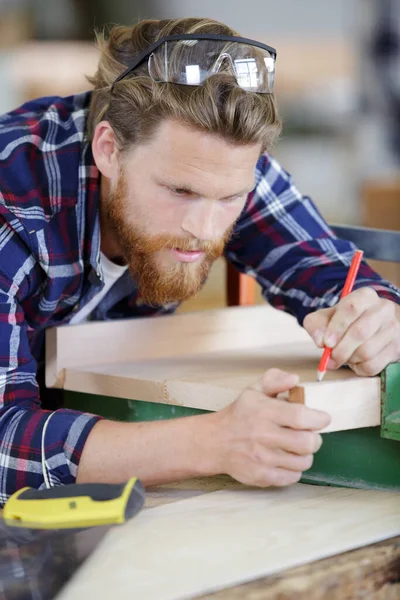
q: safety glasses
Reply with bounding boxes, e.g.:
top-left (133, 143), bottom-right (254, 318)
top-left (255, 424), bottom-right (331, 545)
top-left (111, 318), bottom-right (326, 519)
top-left (111, 34), bottom-right (277, 94)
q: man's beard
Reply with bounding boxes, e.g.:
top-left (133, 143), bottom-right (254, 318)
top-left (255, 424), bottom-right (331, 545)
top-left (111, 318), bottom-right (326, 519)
top-left (104, 173), bottom-right (234, 306)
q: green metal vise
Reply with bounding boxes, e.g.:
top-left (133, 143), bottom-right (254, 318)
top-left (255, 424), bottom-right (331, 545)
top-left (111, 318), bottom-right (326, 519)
top-left (381, 362), bottom-right (400, 443)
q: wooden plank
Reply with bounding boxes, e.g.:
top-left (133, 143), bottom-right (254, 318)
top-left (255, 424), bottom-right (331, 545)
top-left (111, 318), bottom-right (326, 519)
top-left (62, 346), bottom-right (380, 433)
top-left (286, 378), bottom-right (381, 432)
top-left (144, 478), bottom-right (400, 599)
top-left (57, 484), bottom-right (400, 600)
top-left (46, 305), bottom-right (310, 389)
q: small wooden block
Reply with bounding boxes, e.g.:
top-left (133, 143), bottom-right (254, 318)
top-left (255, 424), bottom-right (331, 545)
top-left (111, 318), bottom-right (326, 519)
top-left (289, 386), bottom-right (305, 404)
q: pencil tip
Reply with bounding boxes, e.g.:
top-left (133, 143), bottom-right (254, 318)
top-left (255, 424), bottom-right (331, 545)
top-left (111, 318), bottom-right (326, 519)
top-left (316, 371), bottom-right (325, 383)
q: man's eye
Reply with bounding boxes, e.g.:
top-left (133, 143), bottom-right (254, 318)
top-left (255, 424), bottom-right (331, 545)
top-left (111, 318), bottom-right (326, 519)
top-left (170, 188), bottom-right (189, 196)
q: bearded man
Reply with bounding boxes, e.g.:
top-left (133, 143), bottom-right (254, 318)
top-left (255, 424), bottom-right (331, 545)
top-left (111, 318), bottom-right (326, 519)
top-left (0, 18), bottom-right (399, 505)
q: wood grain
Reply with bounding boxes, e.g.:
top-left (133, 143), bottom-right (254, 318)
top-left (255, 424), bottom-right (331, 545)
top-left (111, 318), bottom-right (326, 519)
top-left (57, 484), bottom-right (400, 600)
top-left (46, 306), bottom-right (310, 388)
top-left (144, 479), bottom-right (400, 599)
top-left (289, 386), bottom-right (305, 404)
top-left (200, 536), bottom-right (400, 599)
top-left (61, 348), bottom-right (380, 433)
top-left (49, 305), bottom-right (382, 433)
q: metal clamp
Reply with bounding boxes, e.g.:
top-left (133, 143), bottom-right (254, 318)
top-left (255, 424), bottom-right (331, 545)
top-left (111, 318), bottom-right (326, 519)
top-left (381, 362), bottom-right (400, 441)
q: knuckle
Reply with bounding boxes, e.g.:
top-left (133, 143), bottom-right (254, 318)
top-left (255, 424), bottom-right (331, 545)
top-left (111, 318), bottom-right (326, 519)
top-left (351, 321), bottom-right (368, 342)
top-left (252, 476), bottom-right (268, 488)
top-left (331, 347), bottom-right (347, 366)
top-left (292, 405), bottom-right (307, 429)
top-left (303, 312), bottom-right (317, 327)
top-left (354, 343), bottom-right (374, 363)
top-left (239, 388), bottom-right (261, 408)
top-left (270, 469), bottom-right (298, 487)
top-left (342, 298), bottom-right (359, 317)
top-left (354, 359), bottom-right (379, 377)
top-left (381, 299), bottom-right (395, 319)
top-left (257, 468), bottom-right (277, 488)
top-left (351, 363), bottom-right (365, 376)
top-left (359, 287), bottom-right (377, 302)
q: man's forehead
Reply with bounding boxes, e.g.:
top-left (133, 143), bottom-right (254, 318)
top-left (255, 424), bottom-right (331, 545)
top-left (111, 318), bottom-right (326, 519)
top-left (136, 118), bottom-right (262, 166)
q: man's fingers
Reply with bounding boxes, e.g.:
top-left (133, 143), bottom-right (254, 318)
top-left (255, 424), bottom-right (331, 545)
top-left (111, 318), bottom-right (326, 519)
top-left (350, 341), bottom-right (398, 377)
top-left (254, 467), bottom-right (303, 488)
top-left (276, 450), bottom-right (314, 473)
top-left (250, 448), bottom-right (314, 473)
top-left (323, 288), bottom-right (380, 349)
top-left (303, 307), bottom-right (335, 347)
top-left (347, 325), bottom-right (395, 366)
top-left (251, 368), bottom-right (299, 397)
top-left (274, 402), bottom-right (331, 432)
top-left (268, 426), bottom-right (323, 455)
top-left (330, 304), bottom-right (384, 368)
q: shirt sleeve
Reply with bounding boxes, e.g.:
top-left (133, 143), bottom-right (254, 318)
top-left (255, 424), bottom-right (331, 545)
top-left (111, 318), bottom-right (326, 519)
top-left (0, 218), bottom-right (101, 507)
top-left (225, 153), bottom-right (400, 325)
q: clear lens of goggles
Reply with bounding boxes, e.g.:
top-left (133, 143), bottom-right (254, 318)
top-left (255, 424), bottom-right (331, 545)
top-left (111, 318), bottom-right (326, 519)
top-left (148, 39), bottom-right (275, 93)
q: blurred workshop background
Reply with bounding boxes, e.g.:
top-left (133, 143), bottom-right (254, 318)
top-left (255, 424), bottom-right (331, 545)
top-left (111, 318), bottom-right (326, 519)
top-left (1, 0), bottom-right (399, 310)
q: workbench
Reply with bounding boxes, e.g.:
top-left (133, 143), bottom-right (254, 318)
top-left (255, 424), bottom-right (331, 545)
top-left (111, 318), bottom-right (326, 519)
top-left (1, 478), bottom-right (400, 600)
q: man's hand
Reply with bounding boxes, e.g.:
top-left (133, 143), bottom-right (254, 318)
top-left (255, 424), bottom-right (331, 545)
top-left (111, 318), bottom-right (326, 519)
top-left (212, 369), bottom-right (331, 487)
top-left (78, 369), bottom-right (330, 490)
top-left (303, 287), bottom-right (400, 376)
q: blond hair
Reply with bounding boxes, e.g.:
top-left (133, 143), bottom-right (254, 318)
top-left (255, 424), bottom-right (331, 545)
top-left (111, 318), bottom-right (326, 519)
top-left (87, 18), bottom-right (282, 152)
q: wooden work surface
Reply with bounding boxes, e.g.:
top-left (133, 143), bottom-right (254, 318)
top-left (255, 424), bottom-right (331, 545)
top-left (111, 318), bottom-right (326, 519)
top-left (144, 477), bottom-right (400, 600)
top-left (1, 482), bottom-right (399, 600)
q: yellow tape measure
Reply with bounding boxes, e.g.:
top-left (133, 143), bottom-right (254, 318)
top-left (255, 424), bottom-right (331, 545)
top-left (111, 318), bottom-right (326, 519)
top-left (3, 477), bottom-right (145, 529)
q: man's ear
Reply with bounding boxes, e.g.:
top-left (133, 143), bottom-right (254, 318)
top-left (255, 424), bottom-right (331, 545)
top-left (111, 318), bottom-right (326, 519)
top-left (92, 121), bottom-right (119, 179)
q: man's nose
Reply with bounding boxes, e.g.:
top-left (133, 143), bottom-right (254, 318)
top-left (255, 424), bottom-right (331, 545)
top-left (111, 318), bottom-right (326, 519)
top-left (181, 201), bottom-right (222, 241)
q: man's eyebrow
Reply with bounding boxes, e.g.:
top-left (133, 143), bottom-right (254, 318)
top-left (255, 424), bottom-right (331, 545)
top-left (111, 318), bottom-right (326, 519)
top-left (220, 187), bottom-right (254, 200)
top-left (156, 179), bottom-right (254, 199)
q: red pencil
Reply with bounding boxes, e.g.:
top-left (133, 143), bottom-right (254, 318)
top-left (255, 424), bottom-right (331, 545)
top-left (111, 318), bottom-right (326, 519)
top-left (316, 249), bottom-right (364, 382)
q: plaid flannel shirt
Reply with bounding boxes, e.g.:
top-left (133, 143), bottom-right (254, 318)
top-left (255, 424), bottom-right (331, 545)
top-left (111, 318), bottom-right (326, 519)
top-left (0, 92), bottom-right (399, 507)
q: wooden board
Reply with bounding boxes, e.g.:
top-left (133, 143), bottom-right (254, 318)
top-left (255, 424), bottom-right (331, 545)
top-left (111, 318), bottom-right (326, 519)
top-left (46, 306), bottom-right (310, 388)
top-left (57, 483), bottom-right (400, 600)
top-left (146, 478), bottom-right (400, 599)
top-left (62, 346), bottom-right (380, 434)
top-left (47, 306), bottom-right (382, 433)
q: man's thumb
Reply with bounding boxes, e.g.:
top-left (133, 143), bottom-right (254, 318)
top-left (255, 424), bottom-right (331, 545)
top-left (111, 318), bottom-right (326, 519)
top-left (251, 368), bottom-right (299, 397)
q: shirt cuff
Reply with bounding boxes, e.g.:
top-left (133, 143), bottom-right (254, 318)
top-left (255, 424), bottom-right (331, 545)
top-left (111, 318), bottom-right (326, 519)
top-left (352, 280), bottom-right (400, 304)
top-left (41, 409), bottom-right (103, 487)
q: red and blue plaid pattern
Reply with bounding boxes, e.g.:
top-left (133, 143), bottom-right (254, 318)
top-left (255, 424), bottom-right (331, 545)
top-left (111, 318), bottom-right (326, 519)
top-left (0, 92), bottom-right (399, 506)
